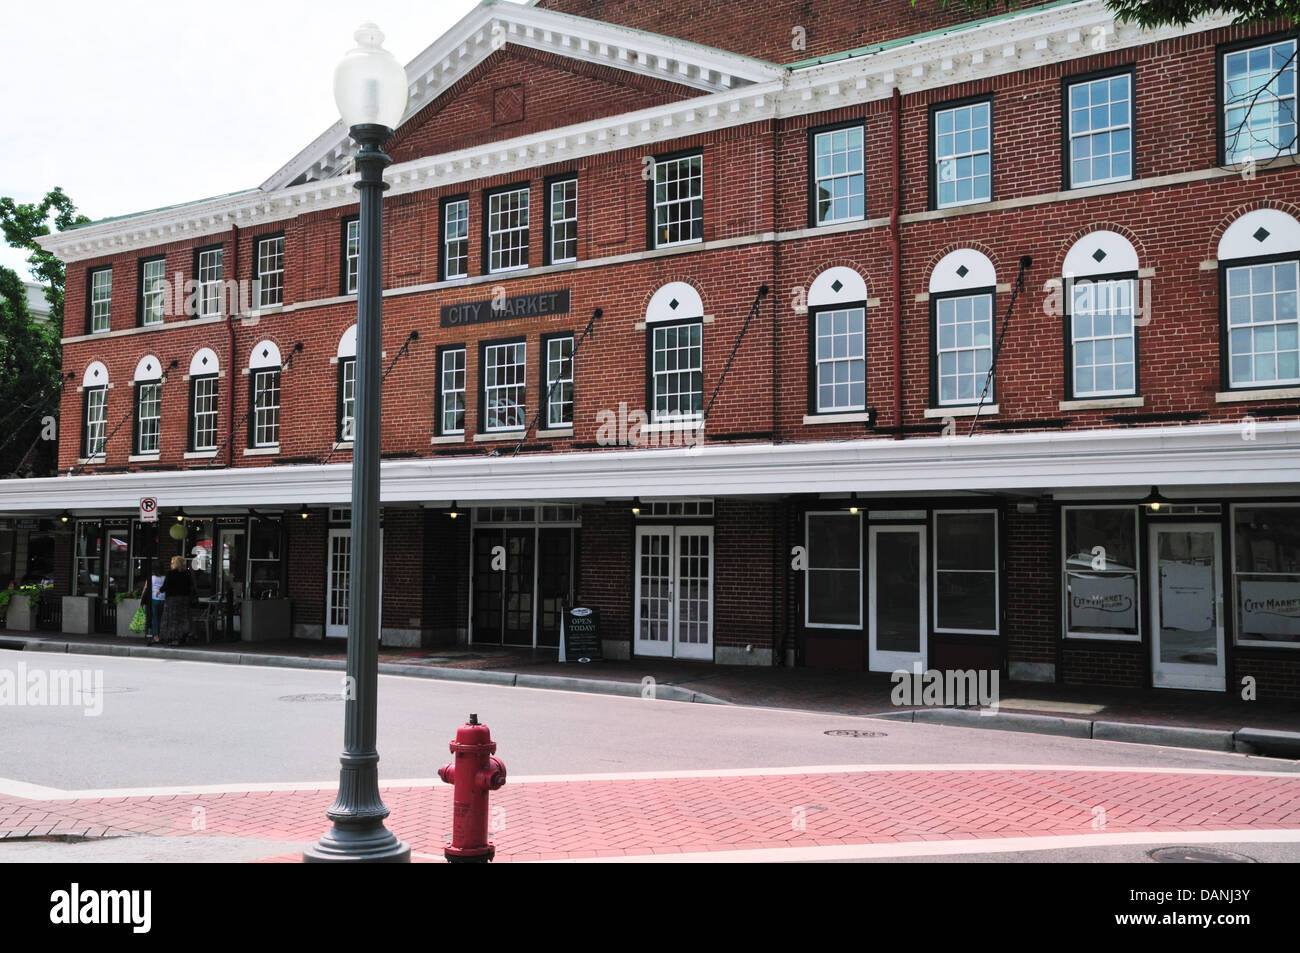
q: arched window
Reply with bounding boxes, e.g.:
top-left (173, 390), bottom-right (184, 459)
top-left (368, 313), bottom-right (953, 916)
top-left (81, 362), bottom-right (109, 461)
top-left (132, 355), bottom-right (163, 455)
top-left (337, 326), bottom-right (357, 442)
top-left (188, 348), bottom-right (220, 453)
top-left (807, 267), bottom-right (869, 416)
top-left (1218, 209), bottom-right (1300, 390)
top-left (929, 250), bottom-right (996, 407)
top-left (249, 341), bottom-right (282, 449)
top-left (645, 282), bottom-right (704, 424)
top-left (1063, 231), bottom-right (1140, 399)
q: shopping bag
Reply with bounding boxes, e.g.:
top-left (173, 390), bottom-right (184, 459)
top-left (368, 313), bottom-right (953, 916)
top-left (129, 603), bottom-right (148, 633)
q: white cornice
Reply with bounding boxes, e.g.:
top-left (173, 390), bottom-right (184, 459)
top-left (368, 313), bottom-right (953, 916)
top-left (1, 421), bottom-right (1298, 513)
top-left (39, 1), bottom-right (1238, 264)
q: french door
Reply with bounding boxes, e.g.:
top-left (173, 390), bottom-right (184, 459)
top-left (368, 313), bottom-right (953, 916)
top-left (1148, 523), bottom-right (1225, 691)
top-left (868, 526), bottom-right (927, 672)
top-left (634, 526), bottom-right (713, 660)
top-left (472, 528), bottom-right (536, 646)
top-left (325, 528), bottom-right (382, 640)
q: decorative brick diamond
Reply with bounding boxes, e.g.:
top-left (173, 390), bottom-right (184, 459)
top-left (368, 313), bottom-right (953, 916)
top-left (669, 298), bottom-right (680, 311)
top-left (1092, 248), bottom-right (1107, 263)
top-left (830, 279), bottom-right (844, 293)
top-left (1254, 227), bottom-right (1271, 243)
top-left (201, 356), bottom-right (210, 366)
top-left (261, 348), bottom-right (270, 359)
top-left (956, 265), bottom-right (969, 279)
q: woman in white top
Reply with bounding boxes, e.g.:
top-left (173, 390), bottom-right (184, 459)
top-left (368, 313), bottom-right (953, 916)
top-left (149, 560), bottom-right (167, 644)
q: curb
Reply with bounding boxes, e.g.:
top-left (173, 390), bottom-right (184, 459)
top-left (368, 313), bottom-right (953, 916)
top-left (0, 638), bottom-right (729, 706)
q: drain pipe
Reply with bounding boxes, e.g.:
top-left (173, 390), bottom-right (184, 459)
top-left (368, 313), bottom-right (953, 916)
top-left (891, 87), bottom-right (904, 440)
top-left (226, 223), bottom-right (239, 468)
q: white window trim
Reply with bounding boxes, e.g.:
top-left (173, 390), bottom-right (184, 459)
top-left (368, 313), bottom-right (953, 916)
top-left (344, 219), bottom-right (360, 295)
top-left (545, 334), bottom-right (575, 428)
top-left (650, 319), bottom-right (704, 424)
top-left (1062, 504), bottom-right (1142, 642)
top-left (487, 187), bottom-right (530, 275)
top-left (257, 235), bottom-right (285, 309)
top-left (548, 178), bottom-right (578, 265)
top-left (812, 125), bottom-right (866, 226)
top-left (1222, 38), bottom-right (1300, 164)
top-left (141, 258), bottom-right (166, 326)
top-left (440, 347), bottom-right (467, 436)
top-left (804, 510), bottom-right (863, 630)
top-left (135, 379), bottom-right (162, 455)
top-left (934, 290), bottom-right (996, 407)
top-left (932, 508), bottom-right (999, 636)
top-left (1066, 72), bottom-right (1134, 189)
top-left (933, 101), bottom-right (992, 210)
top-left (652, 153), bottom-right (704, 249)
top-left (482, 340), bottom-right (527, 433)
top-left (1229, 501), bottom-right (1300, 649)
top-left (197, 247), bottom-right (223, 319)
top-left (1224, 256), bottom-right (1300, 390)
top-left (811, 303), bottom-right (868, 414)
top-left (443, 198), bottom-right (469, 280)
top-left (90, 268), bottom-right (112, 333)
top-left (251, 368), bottom-right (281, 448)
top-left (191, 374), bottom-right (219, 452)
top-left (1068, 275), bottom-right (1139, 400)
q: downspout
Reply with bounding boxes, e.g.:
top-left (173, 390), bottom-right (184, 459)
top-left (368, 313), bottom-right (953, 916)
top-left (771, 115), bottom-right (784, 667)
top-left (891, 87), bottom-right (904, 441)
top-left (227, 223), bottom-right (239, 467)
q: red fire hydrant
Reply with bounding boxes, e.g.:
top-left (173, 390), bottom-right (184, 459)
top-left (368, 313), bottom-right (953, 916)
top-left (438, 713), bottom-right (507, 863)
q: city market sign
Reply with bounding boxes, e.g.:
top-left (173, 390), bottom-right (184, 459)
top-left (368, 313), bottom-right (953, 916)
top-left (440, 290), bottom-right (570, 328)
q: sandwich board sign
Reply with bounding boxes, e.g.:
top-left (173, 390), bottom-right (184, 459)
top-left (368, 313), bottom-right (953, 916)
top-left (559, 606), bottom-right (601, 663)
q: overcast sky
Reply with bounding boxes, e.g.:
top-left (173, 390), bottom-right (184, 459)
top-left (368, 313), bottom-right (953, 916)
top-left (0, 0), bottom-right (487, 280)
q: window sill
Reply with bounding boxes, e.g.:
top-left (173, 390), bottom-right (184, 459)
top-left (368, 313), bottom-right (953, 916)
top-left (244, 446), bottom-right (280, 456)
top-left (641, 420), bottom-right (704, 433)
top-left (431, 434), bottom-right (466, 445)
top-left (184, 451), bottom-right (218, 460)
top-left (924, 405), bottom-right (997, 419)
top-left (536, 427), bottom-right (574, 439)
top-left (75, 458), bottom-right (104, 467)
top-left (474, 431), bottom-right (526, 443)
top-left (1216, 387), bottom-right (1300, 403)
top-left (803, 412), bottom-right (871, 425)
top-left (332, 442), bottom-right (353, 451)
top-left (128, 453), bottom-right (161, 463)
top-left (1059, 396), bottom-right (1144, 411)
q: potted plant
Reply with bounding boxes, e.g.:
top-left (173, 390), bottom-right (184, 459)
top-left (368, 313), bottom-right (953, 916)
top-left (115, 588), bottom-right (146, 639)
top-left (5, 584), bottom-right (43, 632)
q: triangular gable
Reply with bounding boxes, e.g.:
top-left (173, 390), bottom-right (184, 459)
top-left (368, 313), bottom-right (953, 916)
top-left (261, 0), bottom-right (781, 190)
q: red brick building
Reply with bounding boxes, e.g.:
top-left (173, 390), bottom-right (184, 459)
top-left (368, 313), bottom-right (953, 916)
top-left (5, 0), bottom-right (1300, 697)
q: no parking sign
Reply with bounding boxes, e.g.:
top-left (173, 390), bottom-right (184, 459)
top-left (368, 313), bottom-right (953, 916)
top-left (139, 497), bottom-right (159, 523)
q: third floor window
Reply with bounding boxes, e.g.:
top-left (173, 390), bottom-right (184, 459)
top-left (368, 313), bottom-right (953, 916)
top-left (810, 124), bottom-right (865, 226)
top-left (1222, 37), bottom-right (1298, 164)
top-left (139, 258), bottom-right (165, 326)
top-left (342, 217), bottom-right (360, 295)
top-left (196, 246), bottom-right (223, 318)
top-left (486, 186), bottom-right (530, 274)
top-left (256, 235), bottom-right (284, 309)
top-left (1065, 70), bottom-right (1133, 188)
top-left (933, 99), bottom-right (992, 209)
top-left (650, 152), bottom-right (703, 248)
top-left (548, 177), bottom-right (578, 265)
top-left (441, 197), bottom-right (469, 280)
top-left (89, 267), bottom-right (112, 333)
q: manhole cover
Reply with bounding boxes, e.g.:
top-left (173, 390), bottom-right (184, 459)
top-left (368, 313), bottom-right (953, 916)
top-left (1148, 847), bottom-right (1256, 863)
top-left (824, 729), bottom-right (887, 738)
top-left (278, 693), bottom-right (342, 703)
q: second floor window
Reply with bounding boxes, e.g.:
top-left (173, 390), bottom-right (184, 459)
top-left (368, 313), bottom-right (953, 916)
top-left (1069, 277), bottom-right (1137, 398)
top-left (650, 320), bottom-right (703, 422)
top-left (83, 387), bottom-right (107, 459)
top-left (548, 178), bottom-right (578, 264)
top-left (544, 334), bottom-right (574, 428)
top-left (482, 340), bottom-right (526, 431)
top-left (933, 100), bottom-right (992, 209)
top-left (1225, 257), bottom-right (1300, 389)
top-left (1222, 37), bottom-right (1298, 164)
top-left (140, 258), bottom-right (165, 326)
top-left (811, 125), bottom-right (865, 225)
top-left (486, 187), bottom-right (530, 273)
top-left (934, 291), bottom-right (994, 406)
top-left (1066, 71), bottom-right (1133, 188)
top-left (439, 346), bottom-right (466, 435)
top-left (338, 358), bottom-right (356, 442)
top-left (191, 376), bottom-right (218, 452)
top-left (134, 380), bottom-right (161, 455)
top-left (442, 197), bottom-right (469, 280)
top-left (342, 218), bottom-right (360, 294)
top-left (812, 306), bottom-right (867, 413)
top-left (197, 247), bottom-right (223, 318)
top-left (251, 369), bottom-right (281, 447)
top-left (89, 267), bottom-right (112, 333)
top-left (256, 235), bottom-right (284, 308)
top-left (651, 152), bottom-right (703, 248)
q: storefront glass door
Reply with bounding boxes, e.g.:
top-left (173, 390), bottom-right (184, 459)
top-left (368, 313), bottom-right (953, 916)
top-left (634, 526), bottom-right (713, 660)
top-left (471, 528), bottom-right (536, 646)
top-left (1149, 523), bottom-right (1225, 691)
top-left (868, 526), bottom-right (927, 673)
top-left (326, 528), bottom-right (382, 640)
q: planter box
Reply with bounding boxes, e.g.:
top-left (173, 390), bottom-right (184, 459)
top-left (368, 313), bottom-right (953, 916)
top-left (116, 598), bottom-right (145, 638)
top-left (4, 597), bottom-right (35, 632)
top-left (241, 599), bottom-right (291, 642)
top-left (62, 595), bottom-right (96, 635)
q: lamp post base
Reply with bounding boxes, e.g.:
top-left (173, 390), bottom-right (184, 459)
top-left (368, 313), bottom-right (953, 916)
top-left (303, 824), bottom-right (411, 863)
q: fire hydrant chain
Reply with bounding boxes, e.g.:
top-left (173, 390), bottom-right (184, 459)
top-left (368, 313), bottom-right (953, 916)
top-left (438, 713), bottom-right (507, 863)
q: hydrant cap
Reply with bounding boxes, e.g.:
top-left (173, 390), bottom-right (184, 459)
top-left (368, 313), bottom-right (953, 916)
top-left (453, 721), bottom-right (495, 749)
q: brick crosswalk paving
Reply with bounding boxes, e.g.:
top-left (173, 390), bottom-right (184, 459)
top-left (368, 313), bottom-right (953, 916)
top-left (2, 767), bottom-right (1298, 862)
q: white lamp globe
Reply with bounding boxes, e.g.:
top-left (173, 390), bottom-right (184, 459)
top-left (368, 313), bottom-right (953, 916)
top-left (334, 23), bottom-right (409, 131)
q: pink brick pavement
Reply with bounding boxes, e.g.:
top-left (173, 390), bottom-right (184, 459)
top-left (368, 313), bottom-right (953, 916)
top-left (2, 768), bottom-right (1298, 862)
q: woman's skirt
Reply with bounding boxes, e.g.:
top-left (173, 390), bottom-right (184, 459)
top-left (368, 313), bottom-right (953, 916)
top-left (160, 596), bottom-right (190, 643)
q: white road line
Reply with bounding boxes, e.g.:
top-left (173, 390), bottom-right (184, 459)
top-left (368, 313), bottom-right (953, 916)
top-left (549, 829), bottom-right (1300, 863)
top-left (4, 762), bottom-right (1299, 800)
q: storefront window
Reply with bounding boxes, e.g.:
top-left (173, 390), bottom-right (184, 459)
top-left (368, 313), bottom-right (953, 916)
top-left (247, 519), bottom-right (284, 599)
top-left (1233, 505), bottom-right (1300, 647)
top-left (75, 521), bottom-right (102, 596)
top-left (184, 520), bottom-right (216, 598)
top-left (805, 512), bottom-right (861, 628)
top-left (934, 510), bottom-right (998, 634)
top-left (1063, 507), bottom-right (1140, 639)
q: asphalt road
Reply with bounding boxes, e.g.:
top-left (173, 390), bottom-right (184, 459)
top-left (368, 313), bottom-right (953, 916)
top-left (2, 651), bottom-right (1297, 791)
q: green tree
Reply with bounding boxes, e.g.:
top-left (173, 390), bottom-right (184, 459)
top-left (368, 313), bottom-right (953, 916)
top-left (0, 188), bottom-right (90, 478)
top-left (917, 1), bottom-right (1299, 27)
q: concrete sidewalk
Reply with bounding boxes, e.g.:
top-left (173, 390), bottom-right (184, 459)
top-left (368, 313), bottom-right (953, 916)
top-left (3, 630), bottom-right (1298, 754)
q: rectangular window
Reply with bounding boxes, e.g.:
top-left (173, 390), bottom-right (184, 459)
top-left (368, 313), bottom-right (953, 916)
top-left (482, 340), bottom-right (526, 432)
top-left (548, 177), bottom-right (578, 264)
top-left (650, 320), bottom-right (703, 422)
top-left (342, 218), bottom-right (360, 295)
top-left (252, 369), bottom-right (281, 448)
top-left (934, 292), bottom-right (994, 405)
top-left (191, 376), bottom-right (218, 452)
top-left (805, 512), bottom-right (863, 628)
top-left (139, 258), bottom-right (166, 326)
top-left (1222, 37), bottom-right (1298, 164)
top-left (256, 235), bottom-right (284, 309)
top-left (1066, 71), bottom-right (1133, 188)
top-left (544, 334), bottom-right (574, 428)
top-left (486, 186), bottom-right (530, 274)
top-left (933, 100), bottom-right (992, 209)
top-left (338, 358), bottom-right (356, 442)
top-left (89, 267), bottom-right (112, 333)
top-left (651, 152), bottom-right (703, 248)
top-left (1225, 258), bottom-right (1300, 388)
top-left (1069, 277), bottom-right (1137, 397)
top-left (1233, 504), bottom-right (1300, 647)
top-left (135, 382), bottom-right (161, 455)
top-left (811, 125), bottom-right (865, 225)
top-left (84, 388), bottom-right (107, 459)
top-left (1063, 507), bottom-right (1140, 640)
top-left (439, 346), bottom-right (466, 435)
top-left (812, 306), bottom-right (867, 413)
top-left (934, 510), bottom-right (998, 634)
top-left (197, 247), bottom-right (223, 318)
top-left (441, 197), bottom-right (469, 280)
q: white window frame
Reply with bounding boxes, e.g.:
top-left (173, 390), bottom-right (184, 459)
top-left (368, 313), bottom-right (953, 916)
top-left (487, 187), bottom-right (530, 274)
top-left (482, 340), bottom-right (526, 432)
top-left (344, 219), bottom-right (360, 294)
top-left (256, 235), bottom-right (284, 309)
top-left (135, 379), bottom-right (161, 455)
top-left (140, 258), bottom-right (166, 326)
top-left (933, 509), bottom-right (999, 636)
top-left (443, 198), bottom-right (469, 280)
top-left (1066, 71), bottom-right (1134, 188)
top-left (548, 178), bottom-right (578, 264)
top-left (650, 320), bottom-right (703, 423)
top-left (192, 375), bottom-right (219, 452)
top-left (440, 347), bottom-right (466, 435)
top-left (1068, 276), bottom-right (1138, 398)
top-left (812, 305), bottom-right (867, 413)
top-left (1229, 502), bottom-right (1300, 649)
top-left (90, 268), bottom-right (112, 333)
top-left (84, 387), bottom-right (108, 459)
top-left (197, 247), bottom-right (223, 318)
top-left (1222, 37), bottom-right (1299, 164)
top-left (812, 125), bottom-right (865, 226)
top-left (933, 100), bottom-right (992, 209)
top-left (252, 368), bottom-right (281, 448)
top-left (1225, 256), bottom-right (1300, 389)
top-left (652, 153), bottom-right (703, 249)
top-left (545, 334), bottom-right (574, 428)
top-left (934, 291), bottom-right (994, 406)
top-left (339, 358), bottom-right (356, 442)
top-left (804, 510), bottom-right (863, 630)
top-left (1062, 505), bottom-right (1141, 642)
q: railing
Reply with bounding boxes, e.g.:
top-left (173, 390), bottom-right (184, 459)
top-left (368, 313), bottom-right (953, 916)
top-left (35, 590), bottom-right (61, 630)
